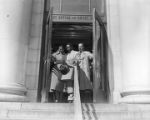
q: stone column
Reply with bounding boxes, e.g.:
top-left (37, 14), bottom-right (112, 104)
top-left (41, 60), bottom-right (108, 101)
top-left (106, 0), bottom-right (122, 103)
top-left (0, 0), bottom-right (32, 101)
top-left (119, 0), bottom-right (150, 103)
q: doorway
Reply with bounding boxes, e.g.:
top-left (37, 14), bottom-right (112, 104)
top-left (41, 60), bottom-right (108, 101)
top-left (37, 8), bottom-right (109, 103)
top-left (50, 22), bottom-right (93, 103)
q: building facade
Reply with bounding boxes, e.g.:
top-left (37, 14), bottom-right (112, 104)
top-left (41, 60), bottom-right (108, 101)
top-left (1, 0), bottom-right (150, 104)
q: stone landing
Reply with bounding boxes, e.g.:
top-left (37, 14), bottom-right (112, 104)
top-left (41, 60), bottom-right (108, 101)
top-left (1, 102), bottom-right (150, 120)
top-left (82, 103), bottom-right (150, 120)
top-left (0, 102), bottom-right (74, 120)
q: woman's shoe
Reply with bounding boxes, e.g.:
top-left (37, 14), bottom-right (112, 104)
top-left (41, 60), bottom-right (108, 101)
top-left (55, 100), bottom-right (58, 103)
top-left (68, 100), bottom-right (73, 103)
top-left (67, 94), bottom-right (74, 103)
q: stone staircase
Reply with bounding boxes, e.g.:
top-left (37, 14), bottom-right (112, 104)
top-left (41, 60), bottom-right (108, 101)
top-left (0, 102), bottom-right (74, 120)
top-left (82, 103), bottom-right (150, 120)
top-left (1, 102), bottom-right (150, 120)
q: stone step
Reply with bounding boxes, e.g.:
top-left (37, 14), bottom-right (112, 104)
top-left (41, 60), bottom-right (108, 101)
top-left (83, 111), bottom-right (150, 120)
top-left (82, 103), bottom-right (150, 112)
top-left (0, 102), bottom-right (73, 120)
top-left (0, 110), bottom-right (73, 120)
top-left (1, 102), bottom-right (150, 120)
top-left (0, 118), bottom-right (72, 120)
top-left (82, 103), bottom-right (150, 120)
top-left (0, 102), bottom-right (73, 112)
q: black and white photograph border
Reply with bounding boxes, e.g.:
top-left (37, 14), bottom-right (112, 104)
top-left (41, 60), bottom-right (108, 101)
top-left (0, 0), bottom-right (150, 120)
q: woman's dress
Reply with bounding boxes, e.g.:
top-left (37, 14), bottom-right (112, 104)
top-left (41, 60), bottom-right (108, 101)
top-left (49, 52), bottom-right (66, 92)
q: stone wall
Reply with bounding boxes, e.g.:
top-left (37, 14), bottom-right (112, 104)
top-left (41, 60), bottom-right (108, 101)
top-left (25, 0), bottom-right (44, 102)
top-left (106, 0), bottom-right (150, 103)
top-left (106, 0), bottom-right (122, 103)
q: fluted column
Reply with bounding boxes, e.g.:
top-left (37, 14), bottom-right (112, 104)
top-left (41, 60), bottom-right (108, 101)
top-left (119, 0), bottom-right (150, 103)
top-left (0, 0), bottom-right (32, 101)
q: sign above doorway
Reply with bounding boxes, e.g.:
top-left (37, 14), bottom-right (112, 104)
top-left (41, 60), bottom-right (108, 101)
top-left (52, 14), bottom-right (92, 23)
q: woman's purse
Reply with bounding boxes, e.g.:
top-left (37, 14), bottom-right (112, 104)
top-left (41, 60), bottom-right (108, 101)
top-left (61, 67), bottom-right (74, 81)
top-left (59, 64), bottom-right (70, 75)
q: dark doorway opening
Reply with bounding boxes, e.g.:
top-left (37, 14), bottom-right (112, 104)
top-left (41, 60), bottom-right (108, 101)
top-left (52, 22), bottom-right (93, 53)
top-left (49, 22), bottom-right (93, 103)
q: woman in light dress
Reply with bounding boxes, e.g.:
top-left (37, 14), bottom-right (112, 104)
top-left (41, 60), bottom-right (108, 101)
top-left (49, 45), bottom-right (66, 102)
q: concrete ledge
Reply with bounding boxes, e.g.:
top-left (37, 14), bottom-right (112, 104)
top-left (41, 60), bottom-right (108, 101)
top-left (82, 103), bottom-right (150, 120)
top-left (0, 94), bottom-right (27, 102)
top-left (0, 102), bottom-right (74, 111)
top-left (21, 103), bottom-right (74, 112)
top-left (0, 102), bottom-right (150, 120)
top-left (120, 95), bottom-right (150, 104)
top-left (82, 103), bottom-right (150, 112)
top-left (0, 102), bottom-right (74, 120)
top-left (7, 110), bottom-right (73, 119)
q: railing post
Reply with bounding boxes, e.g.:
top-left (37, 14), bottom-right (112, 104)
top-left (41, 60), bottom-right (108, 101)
top-left (74, 66), bottom-right (83, 120)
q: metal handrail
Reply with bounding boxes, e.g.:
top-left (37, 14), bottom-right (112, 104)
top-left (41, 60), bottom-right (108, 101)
top-left (74, 66), bottom-right (83, 120)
